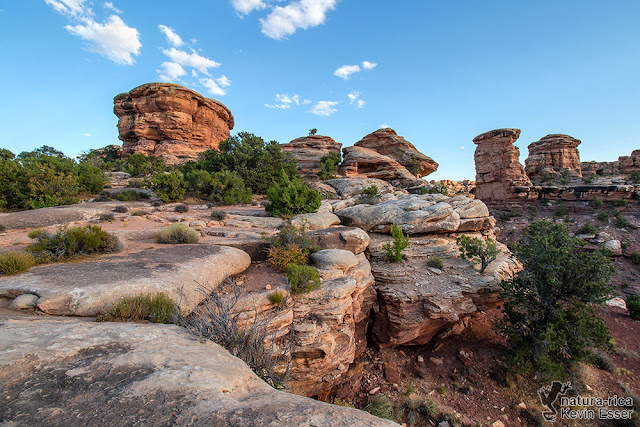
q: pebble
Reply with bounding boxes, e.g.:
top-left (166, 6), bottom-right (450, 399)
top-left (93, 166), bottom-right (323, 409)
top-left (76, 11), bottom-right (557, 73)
top-left (265, 284), bottom-right (271, 290)
top-left (368, 387), bottom-right (380, 395)
top-left (417, 355), bottom-right (424, 363)
top-left (518, 402), bottom-right (527, 409)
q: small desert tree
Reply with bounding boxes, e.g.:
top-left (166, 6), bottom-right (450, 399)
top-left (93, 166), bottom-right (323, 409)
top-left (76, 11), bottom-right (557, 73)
top-left (499, 220), bottom-right (615, 377)
top-left (456, 235), bottom-right (499, 273)
top-left (308, 128), bottom-right (317, 136)
top-left (383, 223), bottom-right (410, 262)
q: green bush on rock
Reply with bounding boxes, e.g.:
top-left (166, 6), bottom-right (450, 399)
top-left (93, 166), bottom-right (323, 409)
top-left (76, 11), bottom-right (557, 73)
top-left (153, 224), bottom-right (199, 244)
top-left (265, 175), bottom-right (321, 217)
top-left (28, 225), bottom-right (121, 263)
top-left (456, 235), bottom-right (499, 273)
top-left (382, 223), bottom-right (409, 263)
top-left (98, 292), bottom-right (176, 324)
top-left (286, 264), bottom-right (321, 295)
top-left (0, 251), bottom-right (35, 275)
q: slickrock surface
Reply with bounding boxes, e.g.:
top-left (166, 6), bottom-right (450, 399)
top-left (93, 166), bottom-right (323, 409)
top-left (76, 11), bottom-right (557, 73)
top-left (0, 317), bottom-right (396, 426)
top-left (0, 245), bottom-right (250, 316)
top-left (525, 134), bottom-right (582, 179)
top-left (339, 146), bottom-right (418, 186)
top-left (114, 83), bottom-right (234, 164)
top-left (324, 178), bottom-right (395, 198)
top-left (354, 128), bottom-right (438, 178)
top-left (281, 135), bottom-right (342, 177)
top-left (473, 128), bottom-right (533, 201)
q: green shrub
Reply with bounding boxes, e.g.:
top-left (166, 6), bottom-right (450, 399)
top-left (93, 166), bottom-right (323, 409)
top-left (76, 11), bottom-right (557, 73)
top-left (207, 171), bottom-right (252, 206)
top-left (590, 197), bottom-right (604, 208)
top-left (211, 210), bottom-right (227, 220)
top-left (150, 172), bottom-right (186, 203)
top-left (383, 223), bottom-right (409, 263)
top-left (286, 264), bottom-right (321, 295)
top-left (578, 222), bottom-right (597, 235)
top-left (361, 185), bottom-right (382, 204)
top-left (265, 174), bottom-right (321, 217)
top-left (427, 255), bottom-right (444, 269)
top-left (77, 163), bottom-right (106, 193)
top-left (597, 211), bottom-right (610, 222)
top-left (627, 295), bottom-right (640, 321)
top-left (421, 183), bottom-right (449, 195)
top-left (267, 244), bottom-right (308, 272)
top-left (28, 225), bottom-right (121, 262)
top-left (27, 164), bottom-right (80, 209)
top-left (583, 174), bottom-right (596, 184)
top-left (631, 252), bottom-right (640, 265)
top-left (594, 350), bottom-right (616, 372)
top-left (364, 394), bottom-right (394, 420)
top-left (614, 199), bottom-right (628, 207)
top-left (115, 189), bottom-right (148, 201)
top-left (124, 153), bottom-right (165, 178)
top-left (153, 224), bottom-right (199, 244)
top-left (614, 211), bottom-right (636, 229)
top-left (630, 171), bottom-right (640, 183)
top-left (113, 205), bottom-right (128, 213)
top-left (271, 223), bottom-right (315, 252)
top-left (174, 203), bottom-right (189, 213)
top-left (499, 220), bottom-right (615, 377)
top-left (268, 289), bottom-right (286, 306)
top-left (99, 213), bottom-right (115, 222)
top-left (555, 203), bottom-right (567, 217)
top-left (0, 251), bottom-right (35, 275)
top-left (98, 292), bottom-right (175, 324)
top-left (456, 235), bottom-right (499, 273)
top-left (318, 152), bottom-right (341, 181)
top-left (308, 128), bottom-right (317, 136)
top-left (130, 210), bottom-right (145, 216)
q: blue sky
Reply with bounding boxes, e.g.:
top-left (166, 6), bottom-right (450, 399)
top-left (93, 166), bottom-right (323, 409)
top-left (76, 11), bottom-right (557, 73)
top-left (1, 1), bottom-right (639, 180)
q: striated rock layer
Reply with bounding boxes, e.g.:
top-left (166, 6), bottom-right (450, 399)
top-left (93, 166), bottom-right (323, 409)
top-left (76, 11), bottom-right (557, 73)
top-left (473, 128), bottom-right (533, 201)
top-left (114, 83), bottom-right (234, 164)
top-left (339, 146), bottom-right (420, 187)
top-left (582, 149), bottom-right (640, 177)
top-left (281, 135), bottom-right (342, 177)
top-left (525, 134), bottom-right (582, 179)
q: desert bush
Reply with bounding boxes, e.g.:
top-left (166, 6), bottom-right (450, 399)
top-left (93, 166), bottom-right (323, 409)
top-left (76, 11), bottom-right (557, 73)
top-left (113, 205), bottom-right (128, 213)
top-left (124, 153), bottom-right (165, 178)
top-left (456, 235), bottom-right (499, 273)
top-left (555, 203), bottom-right (567, 217)
top-left (631, 171), bottom-right (640, 183)
top-left (28, 225), bottom-right (121, 262)
top-left (175, 279), bottom-right (291, 388)
top-left (360, 185), bottom-right (382, 204)
top-left (583, 174), bottom-right (596, 184)
top-left (211, 210), bottom-right (227, 220)
top-left (594, 350), bottom-right (617, 372)
top-left (332, 398), bottom-right (355, 408)
top-left (614, 211), bottom-right (636, 229)
top-left (364, 394), bottom-right (394, 421)
top-left (499, 220), bottom-right (615, 377)
top-left (174, 203), bottom-right (189, 213)
top-left (27, 164), bottom-right (80, 209)
top-left (115, 189), bottom-right (149, 201)
top-left (614, 199), bottom-right (628, 207)
top-left (597, 211), bottom-right (610, 222)
top-left (153, 224), bottom-right (199, 244)
top-left (265, 174), bottom-right (321, 217)
top-left (0, 251), bottom-right (35, 275)
top-left (267, 245), bottom-right (308, 272)
top-left (631, 252), bottom-right (640, 265)
top-left (627, 295), bottom-right (640, 321)
top-left (590, 196), bottom-right (604, 208)
top-left (421, 183), bottom-right (449, 195)
top-left (268, 289), bottom-right (286, 306)
top-left (77, 163), bottom-right (107, 194)
top-left (207, 170), bottom-right (252, 206)
top-left (272, 223), bottom-right (315, 252)
top-left (149, 172), bottom-right (186, 203)
top-left (286, 264), bottom-right (321, 295)
top-left (578, 222), bottom-right (597, 235)
top-left (99, 213), bottom-right (115, 222)
top-left (382, 223), bottom-right (409, 263)
top-left (427, 255), bottom-right (444, 269)
top-left (98, 292), bottom-right (176, 324)
top-left (317, 152), bottom-right (341, 181)
top-left (130, 210), bottom-right (145, 216)
top-left (308, 128), bottom-right (317, 135)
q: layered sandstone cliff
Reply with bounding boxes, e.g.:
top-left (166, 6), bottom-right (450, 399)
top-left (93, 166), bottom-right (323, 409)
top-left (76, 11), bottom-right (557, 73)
top-left (525, 134), bottom-right (582, 179)
top-left (280, 135), bottom-right (342, 177)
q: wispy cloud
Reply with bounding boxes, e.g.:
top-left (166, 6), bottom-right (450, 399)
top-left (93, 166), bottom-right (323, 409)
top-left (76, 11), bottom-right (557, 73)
top-left (200, 76), bottom-right (232, 96)
top-left (231, 0), bottom-right (267, 15)
top-left (158, 24), bottom-right (184, 47)
top-left (161, 47), bottom-right (220, 74)
top-left (157, 62), bottom-right (186, 82)
top-left (362, 60), bottom-right (377, 70)
top-left (103, 2), bottom-right (122, 14)
top-left (357, 99), bottom-right (365, 108)
top-left (45, 0), bottom-right (91, 18)
top-left (310, 100), bottom-right (338, 117)
top-left (82, 133), bottom-right (92, 137)
top-left (266, 93), bottom-right (302, 109)
top-left (334, 60), bottom-right (377, 80)
top-left (347, 91), bottom-right (360, 103)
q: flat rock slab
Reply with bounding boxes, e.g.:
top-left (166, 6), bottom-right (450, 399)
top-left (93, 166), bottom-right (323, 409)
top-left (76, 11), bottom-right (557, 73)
top-left (0, 317), bottom-right (396, 426)
top-left (0, 245), bottom-right (251, 316)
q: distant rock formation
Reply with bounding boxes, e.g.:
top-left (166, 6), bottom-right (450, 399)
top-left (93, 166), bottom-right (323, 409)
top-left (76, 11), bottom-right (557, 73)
top-left (473, 128), bottom-right (533, 201)
top-left (114, 83), bottom-right (234, 164)
top-left (525, 134), bottom-right (582, 179)
top-left (354, 128), bottom-right (438, 177)
top-left (582, 149), bottom-right (640, 177)
top-left (280, 135), bottom-right (341, 177)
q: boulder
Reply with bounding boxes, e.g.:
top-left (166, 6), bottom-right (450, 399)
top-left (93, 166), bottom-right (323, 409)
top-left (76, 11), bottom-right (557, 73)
top-left (525, 134), bottom-right (582, 179)
top-left (291, 212), bottom-right (341, 231)
top-left (0, 245), bottom-right (251, 316)
top-left (311, 249), bottom-right (359, 271)
top-left (307, 226), bottom-right (370, 254)
top-left (281, 135), bottom-right (342, 177)
top-left (473, 128), bottom-right (534, 201)
top-left (354, 128), bottom-right (438, 177)
top-left (324, 178), bottom-right (394, 198)
top-left (8, 293), bottom-right (39, 310)
top-left (339, 146), bottom-right (419, 186)
top-left (604, 239), bottom-right (622, 256)
top-left (0, 317), bottom-right (395, 426)
top-left (114, 83), bottom-right (234, 165)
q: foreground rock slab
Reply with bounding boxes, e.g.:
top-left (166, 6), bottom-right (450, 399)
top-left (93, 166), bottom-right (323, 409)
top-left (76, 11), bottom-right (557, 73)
top-left (0, 317), bottom-right (396, 426)
top-left (0, 245), bottom-right (250, 316)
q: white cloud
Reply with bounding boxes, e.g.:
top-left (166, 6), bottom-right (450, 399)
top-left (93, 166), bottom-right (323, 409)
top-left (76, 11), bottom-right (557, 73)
top-left (460, 146), bottom-right (465, 150)
top-left (261, 0), bottom-right (337, 39)
top-left (157, 62), bottom-right (186, 82)
top-left (66, 15), bottom-right (141, 65)
top-left (265, 93), bottom-right (302, 109)
top-left (45, 0), bottom-right (91, 18)
top-left (191, 70), bottom-right (198, 77)
top-left (347, 91), bottom-right (360, 104)
top-left (82, 133), bottom-right (92, 137)
top-left (362, 60), bottom-right (377, 70)
top-left (103, 2), bottom-right (122, 14)
top-left (380, 123), bottom-right (390, 129)
top-left (334, 64), bottom-right (360, 80)
top-left (310, 101), bottom-right (338, 117)
top-left (357, 99), bottom-right (365, 108)
top-left (161, 47), bottom-right (220, 73)
top-left (216, 75), bottom-right (232, 87)
top-left (232, 0), bottom-right (267, 15)
top-left (200, 78), bottom-right (229, 96)
top-left (302, 99), bottom-right (312, 104)
top-left (158, 24), bottom-right (184, 47)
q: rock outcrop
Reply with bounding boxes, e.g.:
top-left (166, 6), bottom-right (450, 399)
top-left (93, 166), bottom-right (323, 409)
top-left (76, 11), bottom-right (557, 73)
top-left (281, 135), bottom-right (342, 177)
top-left (525, 134), bottom-right (582, 179)
top-left (473, 128), bottom-right (533, 201)
top-left (354, 128), bottom-right (438, 178)
top-left (114, 83), bottom-right (234, 164)
top-left (339, 146), bottom-right (419, 186)
top-left (0, 317), bottom-right (395, 426)
top-left (581, 149), bottom-right (640, 177)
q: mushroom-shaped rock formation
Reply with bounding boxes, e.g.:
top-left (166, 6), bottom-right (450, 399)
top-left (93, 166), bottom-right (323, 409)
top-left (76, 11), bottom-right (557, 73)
top-left (339, 146), bottom-right (420, 187)
top-left (114, 83), bottom-right (234, 164)
top-left (280, 135), bottom-right (342, 177)
top-left (525, 134), bottom-right (582, 179)
top-left (473, 128), bottom-right (533, 201)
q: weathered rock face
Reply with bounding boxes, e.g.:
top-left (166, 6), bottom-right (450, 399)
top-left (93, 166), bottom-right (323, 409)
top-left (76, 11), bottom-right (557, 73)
top-left (525, 134), bottom-right (582, 179)
top-left (324, 178), bottom-right (395, 198)
top-left (0, 317), bottom-right (395, 426)
top-left (473, 128), bottom-right (533, 201)
top-left (354, 128), bottom-right (438, 178)
top-left (581, 149), bottom-right (640, 177)
top-left (339, 146), bottom-right (419, 186)
top-left (114, 83), bottom-right (234, 164)
top-left (281, 135), bottom-right (342, 177)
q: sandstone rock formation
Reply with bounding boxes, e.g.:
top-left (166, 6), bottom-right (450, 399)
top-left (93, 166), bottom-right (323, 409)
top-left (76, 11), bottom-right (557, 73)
top-left (339, 146), bottom-right (418, 186)
top-left (0, 317), bottom-right (395, 426)
top-left (324, 178), bottom-right (395, 198)
top-left (280, 135), bottom-right (342, 177)
top-left (354, 128), bottom-right (438, 177)
top-left (525, 134), bottom-right (582, 179)
top-left (114, 83), bottom-right (234, 164)
top-left (473, 128), bottom-right (533, 201)
top-left (582, 149), bottom-right (640, 177)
